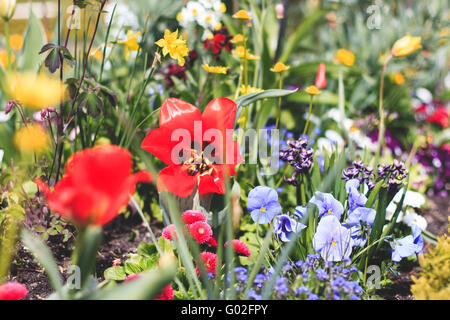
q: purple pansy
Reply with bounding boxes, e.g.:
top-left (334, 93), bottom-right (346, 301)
top-left (273, 214), bottom-right (306, 242)
top-left (391, 235), bottom-right (417, 263)
top-left (247, 186), bottom-right (282, 224)
top-left (345, 179), bottom-right (367, 213)
top-left (313, 215), bottom-right (353, 262)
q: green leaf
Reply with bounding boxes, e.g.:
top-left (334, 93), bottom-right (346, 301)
top-left (18, 9), bottom-right (46, 71)
top-left (235, 89), bottom-right (298, 109)
top-left (137, 242), bottom-right (157, 258)
top-left (22, 229), bottom-right (63, 294)
top-left (104, 266), bottom-right (127, 281)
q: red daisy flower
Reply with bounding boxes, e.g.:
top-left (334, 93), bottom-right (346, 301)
top-left (141, 97), bottom-right (243, 197)
top-left (153, 284), bottom-right (174, 300)
top-left (162, 224), bottom-right (178, 241)
top-left (207, 236), bottom-right (218, 248)
top-left (225, 239), bottom-right (251, 257)
top-left (188, 221), bottom-right (212, 244)
top-left (35, 145), bottom-right (152, 226)
top-left (197, 252), bottom-right (217, 276)
top-left (0, 281), bottom-right (28, 300)
top-left (182, 210), bottom-right (207, 224)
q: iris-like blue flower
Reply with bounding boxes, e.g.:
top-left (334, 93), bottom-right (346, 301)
top-left (345, 179), bottom-right (367, 213)
top-left (313, 215), bottom-right (353, 262)
top-left (274, 214), bottom-right (306, 242)
top-left (412, 224), bottom-right (424, 254)
top-left (310, 191), bottom-right (344, 219)
top-left (247, 186), bottom-right (282, 224)
top-left (391, 235), bottom-right (417, 263)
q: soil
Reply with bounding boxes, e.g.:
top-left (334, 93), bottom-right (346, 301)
top-left (5, 196), bottom-right (449, 300)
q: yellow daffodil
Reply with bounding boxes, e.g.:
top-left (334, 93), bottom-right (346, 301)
top-left (0, 0), bottom-right (16, 21)
top-left (232, 9), bottom-right (251, 20)
top-left (0, 50), bottom-right (14, 69)
top-left (117, 30), bottom-right (141, 61)
top-left (14, 124), bottom-right (50, 155)
top-left (155, 29), bottom-right (189, 67)
top-left (393, 72), bottom-right (405, 85)
top-left (176, 12), bottom-right (183, 22)
top-left (270, 62), bottom-right (290, 73)
top-left (334, 49), bottom-right (355, 66)
top-left (232, 46), bottom-right (260, 60)
top-left (9, 33), bottom-right (23, 51)
top-left (305, 85), bottom-right (321, 95)
top-left (239, 85), bottom-right (263, 95)
top-left (202, 64), bottom-right (229, 74)
top-left (231, 34), bottom-right (245, 44)
top-left (7, 72), bottom-right (65, 110)
top-left (391, 33), bottom-right (422, 57)
top-left (219, 2), bottom-right (226, 13)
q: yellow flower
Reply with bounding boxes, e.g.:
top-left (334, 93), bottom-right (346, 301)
top-left (305, 85), bottom-right (321, 95)
top-left (232, 46), bottom-right (260, 60)
top-left (9, 33), bottom-right (23, 51)
top-left (231, 34), bottom-right (245, 44)
top-left (232, 9), bottom-right (251, 20)
top-left (219, 2), bottom-right (226, 13)
top-left (14, 124), bottom-right (50, 154)
top-left (391, 33), bottom-right (422, 57)
top-left (202, 64), bottom-right (229, 74)
top-left (0, 0), bottom-right (16, 20)
top-left (334, 49), bottom-right (355, 66)
top-left (239, 85), bottom-right (263, 95)
top-left (155, 29), bottom-right (189, 67)
top-left (176, 12), bottom-right (183, 22)
top-left (7, 72), bottom-right (65, 110)
top-left (0, 50), bottom-right (14, 69)
top-left (117, 30), bottom-right (141, 61)
top-left (270, 62), bottom-right (290, 73)
top-left (214, 22), bottom-right (222, 31)
top-left (393, 72), bottom-right (405, 85)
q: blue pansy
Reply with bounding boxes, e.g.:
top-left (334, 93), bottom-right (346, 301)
top-left (294, 205), bottom-right (307, 220)
top-left (274, 214), bottom-right (306, 242)
top-left (310, 191), bottom-right (344, 219)
top-left (247, 186), bottom-right (282, 224)
top-left (346, 207), bottom-right (376, 227)
top-left (313, 215), bottom-right (353, 262)
top-left (345, 179), bottom-right (367, 213)
top-left (391, 235), bottom-right (417, 263)
top-left (411, 224), bottom-right (424, 254)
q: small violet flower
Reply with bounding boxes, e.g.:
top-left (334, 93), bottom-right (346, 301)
top-left (345, 179), bottom-right (367, 213)
top-left (391, 235), bottom-right (417, 263)
top-left (310, 191), bottom-right (344, 220)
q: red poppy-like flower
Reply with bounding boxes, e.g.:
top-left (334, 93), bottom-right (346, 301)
top-left (203, 27), bottom-right (233, 58)
top-left (141, 97), bottom-right (243, 197)
top-left (188, 221), bottom-right (213, 244)
top-left (35, 145), bottom-right (152, 226)
top-left (225, 239), bottom-right (250, 257)
top-left (196, 252), bottom-right (217, 276)
top-left (315, 63), bottom-right (327, 89)
top-left (207, 236), bottom-right (218, 248)
top-left (182, 210), bottom-right (207, 224)
top-left (0, 281), bottom-right (28, 300)
top-left (426, 107), bottom-right (448, 128)
top-left (162, 224), bottom-right (178, 241)
top-left (153, 284), bottom-right (174, 300)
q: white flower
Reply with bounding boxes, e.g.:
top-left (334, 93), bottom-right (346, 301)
top-left (393, 190), bottom-right (426, 208)
top-left (385, 202), bottom-right (404, 223)
top-left (325, 130), bottom-right (344, 148)
top-left (0, 111), bottom-right (10, 122)
top-left (402, 211), bottom-right (428, 231)
top-left (415, 88), bottom-right (433, 104)
top-left (0, 149), bottom-right (4, 167)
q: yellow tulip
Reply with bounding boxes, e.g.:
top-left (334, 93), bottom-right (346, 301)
top-left (7, 73), bottom-right (65, 110)
top-left (0, 0), bottom-right (16, 20)
top-left (202, 64), bottom-right (229, 74)
top-left (334, 49), bottom-right (355, 66)
top-left (14, 124), bottom-right (50, 155)
top-left (391, 34), bottom-right (422, 57)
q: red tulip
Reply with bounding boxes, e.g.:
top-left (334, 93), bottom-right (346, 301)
top-left (315, 63), bottom-right (327, 89)
top-left (426, 107), bottom-right (448, 128)
top-left (36, 145), bottom-right (152, 226)
top-left (141, 97), bottom-right (243, 197)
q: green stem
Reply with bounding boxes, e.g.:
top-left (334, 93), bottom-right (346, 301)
top-left (275, 73), bottom-right (283, 130)
top-left (302, 95), bottom-right (314, 137)
top-left (375, 54), bottom-right (392, 162)
top-left (5, 20), bottom-right (11, 71)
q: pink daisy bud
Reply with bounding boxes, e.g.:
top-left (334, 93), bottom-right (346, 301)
top-left (0, 281), bottom-right (28, 300)
top-left (225, 239), bottom-right (251, 257)
top-left (181, 210), bottom-right (207, 224)
top-left (275, 3), bottom-right (285, 19)
top-left (188, 221), bottom-right (213, 244)
top-left (162, 224), bottom-right (178, 241)
top-left (207, 236), bottom-right (218, 248)
top-left (153, 285), bottom-right (174, 300)
top-left (197, 252), bottom-right (217, 276)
